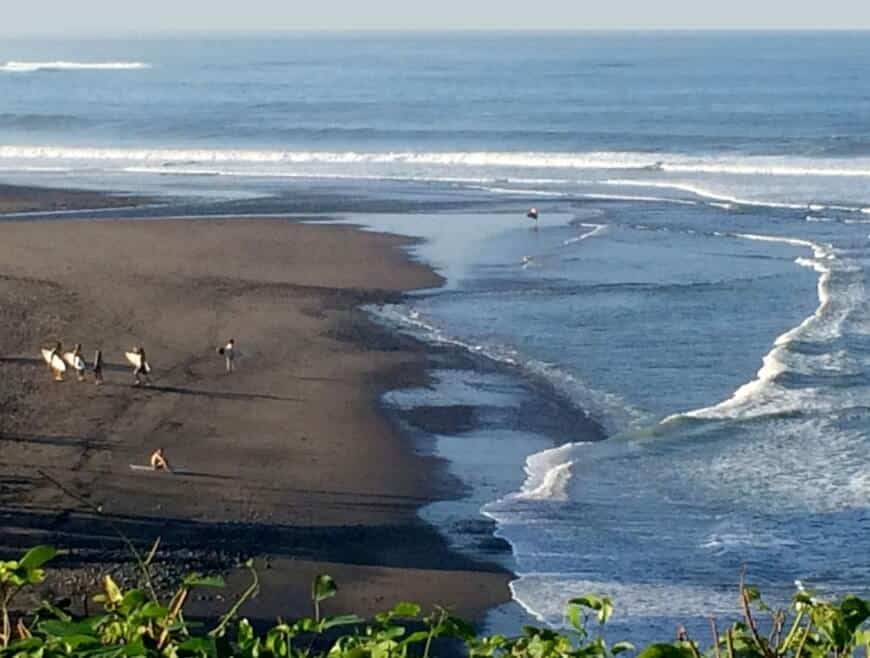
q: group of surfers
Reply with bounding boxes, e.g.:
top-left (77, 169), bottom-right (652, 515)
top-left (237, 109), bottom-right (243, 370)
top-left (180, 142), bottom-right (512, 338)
top-left (43, 342), bottom-right (151, 386)
top-left (42, 339), bottom-right (237, 472)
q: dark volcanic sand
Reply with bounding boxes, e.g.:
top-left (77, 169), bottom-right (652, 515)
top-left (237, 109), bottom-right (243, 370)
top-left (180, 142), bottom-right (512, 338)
top-left (0, 199), bottom-right (512, 623)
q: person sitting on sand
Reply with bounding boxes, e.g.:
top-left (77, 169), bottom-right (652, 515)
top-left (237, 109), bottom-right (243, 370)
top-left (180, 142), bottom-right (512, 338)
top-left (132, 346), bottom-right (151, 386)
top-left (72, 343), bottom-right (86, 382)
top-left (149, 447), bottom-right (172, 472)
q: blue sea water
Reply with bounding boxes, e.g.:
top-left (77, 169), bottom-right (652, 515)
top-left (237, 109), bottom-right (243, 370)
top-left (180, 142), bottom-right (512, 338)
top-left (1, 32), bottom-right (869, 642)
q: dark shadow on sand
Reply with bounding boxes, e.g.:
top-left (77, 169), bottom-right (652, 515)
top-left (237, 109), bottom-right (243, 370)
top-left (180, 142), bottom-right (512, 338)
top-left (0, 431), bottom-right (108, 450)
top-left (0, 357), bottom-right (304, 402)
top-left (144, 385), bottom-right (305, 403)
top-left (0, 507), bottom-right (511, 573)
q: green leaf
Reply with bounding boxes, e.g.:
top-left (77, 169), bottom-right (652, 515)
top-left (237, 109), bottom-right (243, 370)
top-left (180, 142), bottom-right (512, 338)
top-left (321, 614), bottom-right (364, 630)
top-left (19, 545), bottom-right (57, 571)
top-left (184, 574), bottom-right (226, 588)
top-left (313, 574), bottom-right (337, 603)
top-left (293, 617), bottom-right (318, 633)
top-left (403, 631), bottom-right (431, 644)
top-left (179, 636), bottom-right (218, 657)
top-left (613, 641), bottom-right (636, 655)
top-left (62, 633), bottom-right (102, 649)
top-left (118, 589), bottom-right (147, 614)
top-left (567, 602), bottom-right (586, 634)
top-left (389, 602), bottom-right (421, 618)
top-left (138, 601), bottom-right (170, 618)
top-left (568, 594), bottom-right (613, 624)
top-left (38, 620), bottom-right (98, 637)
top-left (637, 644), bottom-right (696, 658)
top-left (381, 625), bottom-right (406, 640)
top-left (4, 637), bottom-right (44, 651)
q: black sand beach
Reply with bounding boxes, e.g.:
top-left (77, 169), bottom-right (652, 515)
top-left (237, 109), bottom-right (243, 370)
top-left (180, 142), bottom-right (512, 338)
top-left (0, 185), bottom-right (514, 622)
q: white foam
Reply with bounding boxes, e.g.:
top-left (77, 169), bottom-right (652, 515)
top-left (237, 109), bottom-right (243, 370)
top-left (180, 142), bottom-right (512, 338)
top-left (511, 443), bottom-right (587, 502)
top-left (664, 232), bottom-right (852, 422)
top-left (689, 415), bottom-right (870, 513)
top-left (2, 145), bottom-right (870, 179)
top-left (0, 61), bottom-right (150, 72)
top-left (579, 193), bottom-right (697, 205)
top-left (604, 179), bottom-right (810, 210)
top-left (563, 223), bottom-right (607, 245)
top-left (369, 303), bottom-right (647, 435)
top-left (509, 576), bottom-right (739, 625)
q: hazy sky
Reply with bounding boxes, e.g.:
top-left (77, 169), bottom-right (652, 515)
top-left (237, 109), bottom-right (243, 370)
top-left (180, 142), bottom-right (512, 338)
top-left (2, 0), bottom-right (869, 34)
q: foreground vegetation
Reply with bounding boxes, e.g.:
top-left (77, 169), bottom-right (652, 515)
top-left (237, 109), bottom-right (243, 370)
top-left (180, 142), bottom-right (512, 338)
top-left (0, 546), bottom-right (867, 658)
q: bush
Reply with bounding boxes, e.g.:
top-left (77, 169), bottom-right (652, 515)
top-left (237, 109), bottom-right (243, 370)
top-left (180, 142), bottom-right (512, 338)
top-left (0, 546), bottom-right (867, 658)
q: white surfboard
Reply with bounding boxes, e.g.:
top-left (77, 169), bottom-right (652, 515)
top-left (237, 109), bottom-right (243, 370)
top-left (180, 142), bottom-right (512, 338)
top-left (129, 464), bottom-right (189, 474)
top-left (125, 351), bottom-right (152, 373)
top-left (63, 352), bottom-right (85, 371)
top-left (41, 348), bottom-right (66, 372)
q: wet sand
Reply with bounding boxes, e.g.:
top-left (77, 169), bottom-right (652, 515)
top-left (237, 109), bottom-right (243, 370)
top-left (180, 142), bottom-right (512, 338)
top-left (0, 201), bottom-right (512, 621)
top-left (0, 183), bottom-right (149, 214)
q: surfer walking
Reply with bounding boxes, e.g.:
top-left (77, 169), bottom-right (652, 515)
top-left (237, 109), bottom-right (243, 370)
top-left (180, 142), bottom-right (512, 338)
top-left (149, 447), bottom-right (172, 472)
top-left (93, 349), bottom-right (104, 385)
top-left (47, 341), bottom-right (64, 382)
top-left (71, 343), bottom-right (86, 382)
top-left (220, 338), bottom-right (235, 374)
top-left (132, 346), bottom-right (151, 386)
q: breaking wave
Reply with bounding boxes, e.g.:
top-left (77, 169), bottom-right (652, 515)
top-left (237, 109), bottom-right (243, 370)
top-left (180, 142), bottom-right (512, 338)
top-left (0, 61), bottom-right (151, 72)
top-left (2, 145), bottom-right (870, 178)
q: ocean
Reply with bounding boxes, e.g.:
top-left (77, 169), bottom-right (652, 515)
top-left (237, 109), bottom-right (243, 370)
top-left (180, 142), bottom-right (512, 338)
top-left (1, 31), bottom-right (868, 643)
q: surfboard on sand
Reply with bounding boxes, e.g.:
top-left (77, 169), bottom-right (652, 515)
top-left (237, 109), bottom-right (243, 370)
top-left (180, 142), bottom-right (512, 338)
top-left (125, 351), bottom-right (152, 373)
top-left (63, 351), bottom-right (86, 371)
top-left (41, 348), bottom-right (66, 372)
top-left (129, 464), bottom-right (189, 474)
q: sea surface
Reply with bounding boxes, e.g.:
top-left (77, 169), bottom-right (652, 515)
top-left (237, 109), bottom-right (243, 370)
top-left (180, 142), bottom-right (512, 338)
top-left (1, 32), bottom-right (869, 643)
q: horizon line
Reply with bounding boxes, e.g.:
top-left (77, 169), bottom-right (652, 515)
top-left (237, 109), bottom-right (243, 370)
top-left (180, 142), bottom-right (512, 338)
top-left (2, 27), bottom-right (870, 37)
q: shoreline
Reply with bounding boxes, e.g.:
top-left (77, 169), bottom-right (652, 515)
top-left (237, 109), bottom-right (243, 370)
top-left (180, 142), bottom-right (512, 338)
top-left (0, 183), bottom-right (153, 215)
top-left (0, 184), bottom-right (513, 623)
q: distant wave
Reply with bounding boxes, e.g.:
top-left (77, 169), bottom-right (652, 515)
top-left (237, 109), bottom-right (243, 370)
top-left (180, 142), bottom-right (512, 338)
top-left (3, 145), bottom-right (870, 178)
top-left (0, 113), bottom-right (93, 129)
top-left (0, 61), bottom-right (151, 72)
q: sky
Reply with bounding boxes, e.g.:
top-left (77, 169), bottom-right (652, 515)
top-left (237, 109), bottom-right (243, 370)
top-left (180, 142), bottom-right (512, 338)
top-left (1, 0), bottom-right (869, 34)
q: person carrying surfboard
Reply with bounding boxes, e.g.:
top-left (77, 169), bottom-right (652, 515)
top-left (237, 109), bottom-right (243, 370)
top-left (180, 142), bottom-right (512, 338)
top-left (47, 341), bottom-right (64, 382)
top-left (131, 345), bottom-right (151, 386)
top-left (71, 343), bottom-right (86, 382)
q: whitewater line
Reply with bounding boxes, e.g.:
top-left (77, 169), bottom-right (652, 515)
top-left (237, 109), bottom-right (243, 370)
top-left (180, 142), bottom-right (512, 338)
top-left (3, 145), bottom-right (870, 179)
top-left (663, 232), bottom-right (836, 422)
top-left (563, 222), bottom-right (607, 245)
top-left (0, 61), bottom-right (151, 72)
top-left (604, 179), bottom-right (812, 211)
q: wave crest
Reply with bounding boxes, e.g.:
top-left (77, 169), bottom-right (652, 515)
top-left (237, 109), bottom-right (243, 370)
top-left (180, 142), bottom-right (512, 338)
top-left (0, 61), bottom-right (150, 72)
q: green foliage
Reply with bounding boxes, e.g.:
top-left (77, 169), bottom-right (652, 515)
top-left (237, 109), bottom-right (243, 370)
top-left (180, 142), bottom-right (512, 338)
top-left (0, 546), bottom-right (867, 658)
